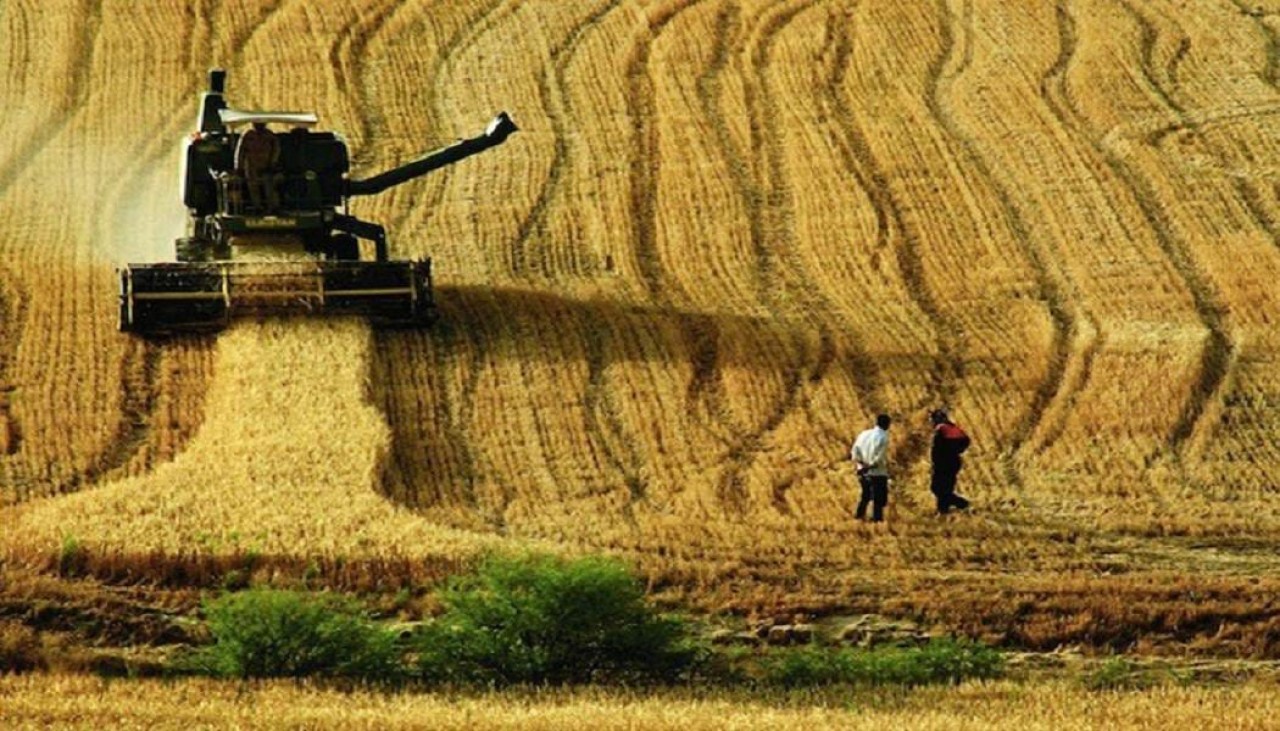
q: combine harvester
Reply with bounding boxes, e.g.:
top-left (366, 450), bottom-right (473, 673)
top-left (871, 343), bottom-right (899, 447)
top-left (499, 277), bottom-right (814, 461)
top-left (118, 69), bottom-right (516, 333)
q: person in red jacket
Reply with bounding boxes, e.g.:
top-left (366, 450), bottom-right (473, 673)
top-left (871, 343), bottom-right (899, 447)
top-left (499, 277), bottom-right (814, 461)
top-left (929, 409), bottom-right (971, 515)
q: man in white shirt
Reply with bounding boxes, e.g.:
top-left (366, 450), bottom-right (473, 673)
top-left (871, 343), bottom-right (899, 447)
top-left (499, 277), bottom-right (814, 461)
top-left (851, 414), bottom-right (892, 522)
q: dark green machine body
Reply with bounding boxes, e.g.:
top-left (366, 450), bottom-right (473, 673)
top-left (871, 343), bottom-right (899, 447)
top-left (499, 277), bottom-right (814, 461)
top-left (118, 68), bottom-right (516, 334)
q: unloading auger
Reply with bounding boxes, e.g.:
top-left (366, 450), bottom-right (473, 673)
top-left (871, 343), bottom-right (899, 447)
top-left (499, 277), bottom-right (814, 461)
top-left (118, 68), bottom-right (516, 334)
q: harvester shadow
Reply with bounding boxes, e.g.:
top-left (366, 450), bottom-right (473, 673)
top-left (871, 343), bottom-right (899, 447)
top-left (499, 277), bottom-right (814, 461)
top-left (371, 285), bottom-right (931, 524)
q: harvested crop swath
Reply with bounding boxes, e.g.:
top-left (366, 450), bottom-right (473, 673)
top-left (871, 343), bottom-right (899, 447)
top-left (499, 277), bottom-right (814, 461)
top-left (6, 318), bottom-right (502, 563)
top-left (0, 0), bottom-right (275, 502)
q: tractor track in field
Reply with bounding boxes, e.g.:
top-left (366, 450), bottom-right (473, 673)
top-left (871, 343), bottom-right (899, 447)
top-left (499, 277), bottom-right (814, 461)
top-left (1115, 0), bottom-right (1257, 460)
top-left (381, 2), bottom-right (652, 521)
top-left (1164, 36), bottom-right (1192, 95)
top-left (414, 0), bottom-right (516, 522)
top-left (581, 307), bottom-right (648, 512)
top-left (380, 0), bottom-right (513, 522)
top-left (0, 0), bottom-right (102, 498)
top-left (1048, 0), bottom-right (1234, 462)
top-left (929, 0), bottom-right (1079, 498)
top-left (431, 301), bottom-right (490, 515)
top-left (778, 7), bottom-right (890, 463)
top-left (313, 0), bottom-right (456, 245)
top-left (416, 0), bottom-right (515, 260)
top-left (76, 0), bottom-right (296, 494)
top-left (442, 1), bottom-right (606, 527)
top-left (689, 2), bottom-right (753, 453)
top-left (324, 0), bottom-right (402, 169)
top-left (365, 0), bottom-right (513, 517)
top-left (0, 0), bottom-right (102, 199)
top-left (1019, 0), bottom-right (1108, 458)
top-left (728, 0), bottom-right (826, 516)
top-left (624, 0), bottom-right (712, 512)
top-left (1227, 0), bottom-right (1280, 88)
top-left (820, 1), bottom-right (941, 470)
top-left (359, 0), bottom-right (509, 265)
top-left (627, 0), bottom-right (702, 303)
top-left (530, 3), bottom-right (653, 514)
top-left (626, 0), bottom-right (799, 515)
top-left (1145, 2), bottom-right (1280, 250)
top-left (510, 0), bottom-right (622, 280)
top-left (440, 2), bottom-right (538, 526)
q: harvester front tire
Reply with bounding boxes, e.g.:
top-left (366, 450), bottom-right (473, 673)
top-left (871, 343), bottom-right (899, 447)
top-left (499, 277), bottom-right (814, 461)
top-left (328, 234), bottom-right (359, 261)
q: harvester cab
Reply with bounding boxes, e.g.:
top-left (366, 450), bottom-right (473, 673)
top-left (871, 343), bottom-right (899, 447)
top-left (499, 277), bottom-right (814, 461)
top-left (118, 68), bottom-right (517, 334)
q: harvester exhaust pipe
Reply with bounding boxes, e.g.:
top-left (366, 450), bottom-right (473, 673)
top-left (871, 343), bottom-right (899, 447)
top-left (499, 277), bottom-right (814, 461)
top-left (199, 68), bottom-right (228, 133)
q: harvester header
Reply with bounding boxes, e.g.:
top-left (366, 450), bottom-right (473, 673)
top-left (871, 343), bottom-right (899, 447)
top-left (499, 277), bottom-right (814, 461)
top-left (117, 68), bottom-right (516, 334)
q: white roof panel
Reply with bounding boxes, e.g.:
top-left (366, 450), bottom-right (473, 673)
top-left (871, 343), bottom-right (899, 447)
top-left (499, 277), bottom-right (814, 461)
top-left (219, 109), bottom-right (319, 128)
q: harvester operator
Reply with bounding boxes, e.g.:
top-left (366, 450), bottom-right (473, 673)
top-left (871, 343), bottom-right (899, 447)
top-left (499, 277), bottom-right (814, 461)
top-left (235, 121), bottom-right (281, 213)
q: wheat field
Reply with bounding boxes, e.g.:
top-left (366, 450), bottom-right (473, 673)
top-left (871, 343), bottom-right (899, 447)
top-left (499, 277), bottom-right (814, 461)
top-left (2, 0), bottom-right (1280, 635)
top-left (2, 674), bottom-right (1278, 730)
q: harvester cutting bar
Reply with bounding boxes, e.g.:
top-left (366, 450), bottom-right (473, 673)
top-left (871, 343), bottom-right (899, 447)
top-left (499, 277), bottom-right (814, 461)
top-left (119, 260), bottom-right (433, 334)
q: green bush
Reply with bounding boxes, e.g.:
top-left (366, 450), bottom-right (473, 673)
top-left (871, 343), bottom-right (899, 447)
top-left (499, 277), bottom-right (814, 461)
top-left (1080, 656), bottom-right (1184, 691)
top-left (1081, 657), bottom-right (1137, 691)
top-left (413, 553), bottom-right (698, 686)
top-left (762, 637), bottom-right (1004, 688)
top-left (188, 588), bottom-right (399, 680)
top-left (57, 534), bottom-right (86, 577)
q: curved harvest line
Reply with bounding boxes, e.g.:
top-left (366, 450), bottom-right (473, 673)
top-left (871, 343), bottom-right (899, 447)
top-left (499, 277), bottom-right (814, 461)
top-left (0, 0), bottom-right (103, 497)
top-left (0, 0), bottom-right (103, 197)
top-left (795, 5), bottom-right (924, 473)
top-left (928, 0), bottom-right (1080, 490)
top-left (718, 0), bottom-right (824, 516)
top-left (509, 0), bottom-right (623, 278)
top-left (1226, 0), bottom-right (1280, 88)
top-left (1050, 0), bottom-right (1233, 457)
top-left (80, 0), bottom-right (288, 490)
top-left (416, 0), bottom-right (515, 239)
top-left (326, 0), bottom-right (403, 169)
top-left (824, 0), bottom-right (949, 469)
top-left (403, 0), bottom-right (518, 521)
top-left (626, 1), bottom-right (706, 301)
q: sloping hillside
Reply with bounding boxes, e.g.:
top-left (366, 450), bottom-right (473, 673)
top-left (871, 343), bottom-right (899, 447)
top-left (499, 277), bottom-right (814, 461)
top-left (3, 0), bottom-right (1280, 635)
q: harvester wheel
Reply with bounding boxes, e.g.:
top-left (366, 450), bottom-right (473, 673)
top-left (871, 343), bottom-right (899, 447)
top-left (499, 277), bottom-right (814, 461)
top-left (328, 234), bottom-right (359, 261)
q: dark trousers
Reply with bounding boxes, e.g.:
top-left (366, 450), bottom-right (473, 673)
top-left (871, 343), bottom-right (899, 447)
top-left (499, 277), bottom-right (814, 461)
top-left (856, 475), bottom-right (889, 522)
top-left (930, 467), bottom-right (969, 514)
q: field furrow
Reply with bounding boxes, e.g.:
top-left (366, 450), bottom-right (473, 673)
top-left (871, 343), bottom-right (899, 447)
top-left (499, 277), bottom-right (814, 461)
top-left (836, 0), bottom-right (1058, 496)
top-left (1093, 0), bottom-right (1280, 530)
top-left (939, 0), bottom-right (1207, 512)
top-left (507, 0), bottom-right (623, 280)
top-left (4, 0), bottom-right (1280, 626)
top-left (931, 0), bottom-right (1079, 503)
top-left (1053, 0), bottom-right (1233, 463)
